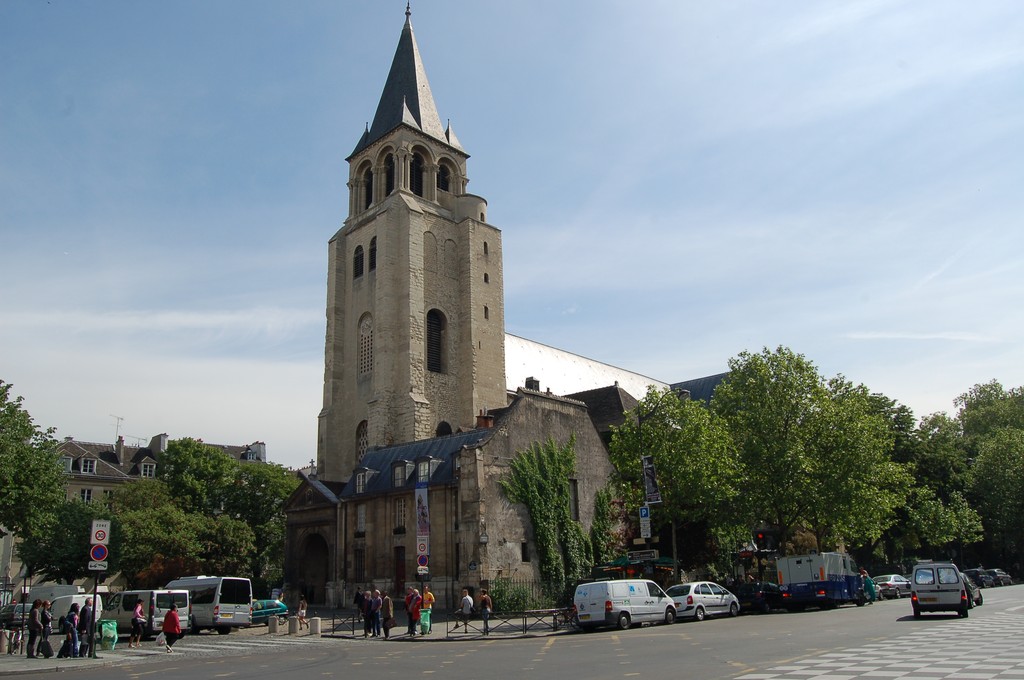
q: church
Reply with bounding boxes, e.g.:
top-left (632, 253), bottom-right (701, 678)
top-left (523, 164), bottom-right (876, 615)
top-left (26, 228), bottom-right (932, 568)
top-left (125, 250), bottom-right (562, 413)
top-left (283, 7), bottom-right (718, 608)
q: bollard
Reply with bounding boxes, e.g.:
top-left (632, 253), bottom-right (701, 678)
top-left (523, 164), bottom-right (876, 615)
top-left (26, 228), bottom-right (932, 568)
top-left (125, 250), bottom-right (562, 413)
top-left (268, 616), bottom-right (279, 634)
top-left (288, 616), bottom-right (299, 635)
top-left (309, 617), bottom-right (321, 636)
top-left (0, 628), bottom-right (7, 654)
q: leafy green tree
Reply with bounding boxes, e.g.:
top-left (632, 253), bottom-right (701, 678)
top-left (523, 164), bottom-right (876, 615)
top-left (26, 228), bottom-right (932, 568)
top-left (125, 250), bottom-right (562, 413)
top-left (969, 428), bottom-right (1024, 561)
top-left (158, 437), bottom-right (239, 514)
top-left (0, 381), bottom-right (66, 542)
top-left (197, 514), bottom-right (257, 578)
top-left (16, 500), bottom-right (110, 584)
top-left (116, 502), bottom-right (206, 588)
top-left (956, 381), bottom-right (1024, 453)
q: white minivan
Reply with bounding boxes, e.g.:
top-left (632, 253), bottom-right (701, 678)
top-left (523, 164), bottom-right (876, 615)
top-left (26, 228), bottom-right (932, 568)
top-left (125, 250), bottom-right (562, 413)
top-left (105, 589), bottom-right (190, 637)
top-left (573, 579), bottom-right (676, 631)
top-left (911, 561), bottom-right (969, 618)
top-left (164, 576), bottom-right (252, 634)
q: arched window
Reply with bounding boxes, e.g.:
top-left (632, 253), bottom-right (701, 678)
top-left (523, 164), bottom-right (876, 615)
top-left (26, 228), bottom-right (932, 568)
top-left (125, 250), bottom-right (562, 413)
top-left (358, 314), bottom-right (373, 375)
top-left (353, 245), bottom-right (364, 278)
top-left (437, 164), bottom-right (450, 192)
top-left (435, 421), bottom-right (452, 437)
top-left (356, 420), bottom-right (368, 462)
top-left (426, 309), bottom-right (446, 373)
top-left (483, 241), bottom-right (489, 255)
top-left (410, 152), bottom-right (424, 197)
top-left (369, 237), bottom-right (377, 271)
top-left (484, 305), bottom-right (489, 320)
top-left (363, 167), bottom-right (373, 209)
top-left (384, 154), bottom-right (395, 195)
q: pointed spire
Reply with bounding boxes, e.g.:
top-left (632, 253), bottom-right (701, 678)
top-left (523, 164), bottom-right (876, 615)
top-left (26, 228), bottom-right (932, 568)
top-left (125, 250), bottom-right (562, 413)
top-left (351, 7), bottom-right (447, 156)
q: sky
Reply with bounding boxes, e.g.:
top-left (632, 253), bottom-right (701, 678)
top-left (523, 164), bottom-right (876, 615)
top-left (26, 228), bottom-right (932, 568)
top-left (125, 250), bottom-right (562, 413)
top-left (2, 1), bottom-right (1023, 470)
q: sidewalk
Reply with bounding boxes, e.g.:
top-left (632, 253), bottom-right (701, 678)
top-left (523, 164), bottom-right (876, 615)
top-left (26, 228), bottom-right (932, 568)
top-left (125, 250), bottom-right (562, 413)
top-left (0, 646), bottom-right (156, 677)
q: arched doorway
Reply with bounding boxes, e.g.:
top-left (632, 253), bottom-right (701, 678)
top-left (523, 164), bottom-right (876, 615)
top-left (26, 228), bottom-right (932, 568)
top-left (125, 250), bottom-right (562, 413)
top-left (299, 533), bottom-right (329, 604)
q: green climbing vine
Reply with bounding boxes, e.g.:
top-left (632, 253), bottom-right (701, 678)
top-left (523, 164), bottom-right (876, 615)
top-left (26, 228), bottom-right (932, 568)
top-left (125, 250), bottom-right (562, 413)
top-left (589, 486), bottom-right (616, 565)
top-left (500, 436), bottom-right (592, 586)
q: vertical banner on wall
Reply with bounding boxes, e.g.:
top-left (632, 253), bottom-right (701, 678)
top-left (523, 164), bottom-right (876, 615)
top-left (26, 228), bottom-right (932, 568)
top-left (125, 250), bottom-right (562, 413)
top-left (642, 455), bottom-right (662, 504)
top-left (415, 482), bottom-right (430, 557)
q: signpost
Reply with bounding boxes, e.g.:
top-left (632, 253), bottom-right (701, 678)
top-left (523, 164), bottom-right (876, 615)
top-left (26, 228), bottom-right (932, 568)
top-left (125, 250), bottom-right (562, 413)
top-left (88, 520), bottom-right (110, 659)
top-left (627, 549), bottom-right (659, 562)
top-left (639, 505), bottom-right (652, 539)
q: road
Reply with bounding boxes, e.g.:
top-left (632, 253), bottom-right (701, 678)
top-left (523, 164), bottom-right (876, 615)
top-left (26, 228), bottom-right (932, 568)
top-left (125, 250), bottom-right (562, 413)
top-left (11, 585), bottom-right (1023, 680)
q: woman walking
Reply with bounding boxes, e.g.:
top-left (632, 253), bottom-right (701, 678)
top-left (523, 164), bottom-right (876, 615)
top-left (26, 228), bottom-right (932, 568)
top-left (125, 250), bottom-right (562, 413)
top-left (25, 599), bottom-right (42, 658)
top-left (129, 598), bottom-right (145, 648)
top-left (162, 603), bottom-right (182, 652)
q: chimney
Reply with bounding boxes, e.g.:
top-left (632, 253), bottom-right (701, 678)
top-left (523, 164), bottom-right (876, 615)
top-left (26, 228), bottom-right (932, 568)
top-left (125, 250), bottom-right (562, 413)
top-left (475, 409), bottom-right (495, 429)
top-left (525, 376), bottom-right (540, 391)
top-left (115, 436), bottom-right (125, 464)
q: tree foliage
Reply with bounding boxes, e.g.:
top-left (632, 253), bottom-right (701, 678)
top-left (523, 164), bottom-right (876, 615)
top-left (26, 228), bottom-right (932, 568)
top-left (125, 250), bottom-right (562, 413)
top-left (158, 437), bottom-right (239, 514)
top-left (0, 381), bottom-right (66, 542)
top-left (17, 500), bottom-right (110, 584)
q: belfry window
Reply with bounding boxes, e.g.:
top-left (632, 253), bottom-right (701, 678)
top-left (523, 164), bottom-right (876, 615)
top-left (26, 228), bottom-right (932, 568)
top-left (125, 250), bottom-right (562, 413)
top-left (384, 154), bottom-right (395, 195)
top-left (437, 164), bottom-right (451, 192)
top-left (426, 309), bottom-right (446, 373)
top-left (363, 167), bottom-right (373, 209)
top-left (356, 420), bottom-right (368, 462)
top-left (353, 245), bottom-right (364, 278)
top-left (358, 315), bottom-right (373, 375)
top-left (369, 237), bottom-right (377, 271)
top-left (411, 153), bottom-right (425, 197)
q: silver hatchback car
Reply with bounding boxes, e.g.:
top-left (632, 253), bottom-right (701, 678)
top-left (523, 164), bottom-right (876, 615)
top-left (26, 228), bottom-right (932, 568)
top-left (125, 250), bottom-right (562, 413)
top-left (666, 581), bottom-right (740, 621)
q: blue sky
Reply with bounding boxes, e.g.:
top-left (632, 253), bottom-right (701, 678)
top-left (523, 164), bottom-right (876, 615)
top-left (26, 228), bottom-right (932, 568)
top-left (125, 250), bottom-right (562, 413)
top-left (2, 1), bottom-right (1022, 469)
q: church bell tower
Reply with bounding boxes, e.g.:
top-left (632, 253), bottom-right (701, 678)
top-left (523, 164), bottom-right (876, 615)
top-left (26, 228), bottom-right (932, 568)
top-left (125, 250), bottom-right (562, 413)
top-left (317, 7), bottom-right (507, 482)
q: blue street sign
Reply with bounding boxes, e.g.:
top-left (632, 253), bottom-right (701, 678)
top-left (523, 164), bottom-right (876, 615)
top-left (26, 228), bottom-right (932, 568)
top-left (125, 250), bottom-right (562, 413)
top-left (639, 506), bottom-right (650, 519)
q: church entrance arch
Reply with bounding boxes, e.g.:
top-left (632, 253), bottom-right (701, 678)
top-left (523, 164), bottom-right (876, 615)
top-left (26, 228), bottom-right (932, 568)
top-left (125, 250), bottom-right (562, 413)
top-left (298, 533), bottom-right (330, 604)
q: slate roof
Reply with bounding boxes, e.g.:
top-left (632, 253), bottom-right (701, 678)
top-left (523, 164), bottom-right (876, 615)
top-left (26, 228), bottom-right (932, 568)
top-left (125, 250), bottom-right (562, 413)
top-left (340, 427), bottom-right (495, 498)
top-left (566, 384), bottom-right (641, 435)
top-left (350, 9), bottom-right (462, 158)
top-left (671, 372), bottom-right (729, 404)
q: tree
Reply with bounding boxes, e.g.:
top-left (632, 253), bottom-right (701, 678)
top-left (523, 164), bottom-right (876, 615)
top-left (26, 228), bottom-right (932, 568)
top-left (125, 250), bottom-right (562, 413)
top-left (969, 428), bottom-right (1024, 562)
top-left (16, 500), bottom-right (110, 584)
top-left (158, 437), bottom-right (239, 514)
top-left (0, 381), bottom-right (66, 542)
top-left (956, 380), bottom-right (1024, 453)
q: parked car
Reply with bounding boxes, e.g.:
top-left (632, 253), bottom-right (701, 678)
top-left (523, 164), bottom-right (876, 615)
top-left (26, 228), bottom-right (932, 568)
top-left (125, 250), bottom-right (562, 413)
top-left (962, 569), bottom-right (995, 588)
top-left (251, 599), bottom-right (289, 625)
top-left (873, 574), bottom-right (912, 599)
top-left (573, 579), bottom-right (676, 630)
top-left (0, 603), bottom-right (31, 628)
top-left (984, 568), bottom-right (1013, 586)
top-left (667, 581), bottom-right (740, 621)
top-left (734, 581), bottom-right (782, 613)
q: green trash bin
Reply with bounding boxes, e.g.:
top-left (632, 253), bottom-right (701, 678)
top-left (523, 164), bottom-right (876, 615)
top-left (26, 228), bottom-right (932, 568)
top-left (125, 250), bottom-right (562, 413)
top-left (419, 608), bottom-right (431, 635)
top-left (100, 620), bottom-right (118, 651)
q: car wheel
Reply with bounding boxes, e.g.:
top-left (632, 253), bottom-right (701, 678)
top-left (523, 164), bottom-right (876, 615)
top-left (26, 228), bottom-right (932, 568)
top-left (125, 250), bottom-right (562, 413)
top-left (729, 602), bottom-right (739, 617)
top-left (977, 592), bottom-right (984, 606)
top-left (893, 589), bottom-right (901, 599)
top-left (760, 601), bottom-right (771, 614)
top-left (912, 606), bottom-right (921, 618)
top-left (960, 606), bottom-right (969, 618)
top-left (616, 612), bottom-right (630, 630)
top-left (664, 608), bottom-right (676, 625)
top-left (694, 606), bottom-right (706, 622)
top-left (217, 626), bottom-right (231, 635)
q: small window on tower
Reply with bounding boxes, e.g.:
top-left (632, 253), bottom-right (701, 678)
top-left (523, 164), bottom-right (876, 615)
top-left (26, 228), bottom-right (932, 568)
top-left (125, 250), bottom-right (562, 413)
top-left (369, 237), bottom-right (377, 271)
top-left (483, 273), bottom-right (489, 283)
top-left (484, 306), bottom-right (489, 320)
top-left (385, 154), bottom-right (395, 195)
top-left (359, 315), bottom-right (373, 375)
top-left (363, 167), bottom-right (373, 209)
top-left (426, 309), bottom-right (447, 373)
top-left (356, 420), bottom-right (368, 461)
top-left (353, 245), bottom-right (364, 278)
top-left (483, 242), bottom-right (489, 255)
top-left (411, 152), bottom-right (425, 197)
top-left (437, 164), bottom-right (451, 192)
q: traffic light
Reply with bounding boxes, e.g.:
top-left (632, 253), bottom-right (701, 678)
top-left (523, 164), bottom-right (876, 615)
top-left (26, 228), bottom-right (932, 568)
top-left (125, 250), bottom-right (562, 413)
top-left (754, 530), bottom-right (766, 548)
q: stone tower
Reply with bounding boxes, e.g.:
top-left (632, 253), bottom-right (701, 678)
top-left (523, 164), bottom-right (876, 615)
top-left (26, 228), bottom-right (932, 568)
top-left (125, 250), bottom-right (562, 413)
top-left (317, 8), bottom-right (507, 483)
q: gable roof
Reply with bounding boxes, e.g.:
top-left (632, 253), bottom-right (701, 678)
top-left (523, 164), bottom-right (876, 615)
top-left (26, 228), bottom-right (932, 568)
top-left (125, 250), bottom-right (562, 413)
top-left (350, 9), bottom-right (453, 157)
top-left (671, 372), bottom-right (729, 404)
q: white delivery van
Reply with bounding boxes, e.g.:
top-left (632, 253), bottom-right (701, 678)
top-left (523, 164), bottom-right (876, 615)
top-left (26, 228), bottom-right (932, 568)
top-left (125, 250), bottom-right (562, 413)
top-left (911, 561), bottom-right (969, 618)
top-left (573, 579), bottom-right (676, 631)
top-left (105, 589), bottom-right (191, 637)
top-left (164, 576), bottom-right (252, 634)
top-left (51, 594), bottom-right (104, 630)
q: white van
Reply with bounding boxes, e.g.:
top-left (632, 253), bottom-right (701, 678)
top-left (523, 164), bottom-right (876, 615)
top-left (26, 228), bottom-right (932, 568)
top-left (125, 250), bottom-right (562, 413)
top-left (911, 561), bottom-right (969, 618)
top-left (573, 579), bottom-right (676, 631)
top-left (51, 594), bottom-right (104, 630)
top-left (164, 576), bottom-right (252, 634)
top-left (105, 590), bottom-right (190, 637)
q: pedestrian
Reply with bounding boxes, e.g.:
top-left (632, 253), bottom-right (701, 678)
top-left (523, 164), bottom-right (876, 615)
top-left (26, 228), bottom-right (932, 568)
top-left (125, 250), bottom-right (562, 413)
top-left (77, 597), bottom-right (93, 658)
top-left (26, 599), bottom-right (42, 658)
top-left (860, 568), bottom-right (877, 604)
top-left (129, 598), bottom-right (145, 648)
top-left (453, 588), bottom-right (473, 630)
top-left (382, 592), bottom-right (395, 640)
top-left (421, 584), bottom-right (434, 634)
top-left (361, 590), bottom-right (373, 637)
top-left (298, 597), bottom-right (309, 630)
top-left (58, 603), bottom-right (80, 658)
top-left (479, 589), bottom-right (493, 635)
top-left (405, 587), bottom-right (421, 637)
top-left (371, 589), bottom-right (383, 637)
top-left (162, 603), bottom-right (182, 653)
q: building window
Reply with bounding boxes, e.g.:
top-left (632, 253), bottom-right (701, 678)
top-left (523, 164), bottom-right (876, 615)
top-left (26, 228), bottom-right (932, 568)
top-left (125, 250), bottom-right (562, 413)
top-left (354, 547), bottom-right (366, 581)
top-left (521, 541), bottom-right (530, 563)
top-left (103, 489), bottom-right (114, 508)
top-left (141, 463), bottom-right (156, 478)
top-left (417, 459), bottom-right (430, 483)
top-left (483, 273), bottom-right (489, 283)
top-left (437, 164), bottom-right (450, 192)
top-left (395, 497), bottom-right (407, 530)
top-left (384, 154), bottom-right (395, 195)
top-left (369, 237), bottom-right (377, 271)
top-left (359, 315), bottom-right (373, 375)
top-left (356, 503), bottom-right (366, 533)
top-left (483, 241), bottom-right (488, 255)
top-left (80, 488), bottom-right (93, 503)
top-left (410, 152), bottom-right (424, 197)
top-left (363, 167), bottom-right (373, 209)
top-left (62, 456), bottom-right (73, 473)
top-left (355, 471), bottom-right (366, 494)
top-left (356, 420), bottom-right (368, 461)
top-left (392, 463), bottom-right (407, 489)
top-left (353, 245), bottom-right (364, 278)
top-left (569, 479), bottom-right (580, 521)
top-left (484, 306), bottom-right (489, 320)
top-left (426, 309), bottom-right (446, 373)
top-left (81, 459), bottom-right (96, 474)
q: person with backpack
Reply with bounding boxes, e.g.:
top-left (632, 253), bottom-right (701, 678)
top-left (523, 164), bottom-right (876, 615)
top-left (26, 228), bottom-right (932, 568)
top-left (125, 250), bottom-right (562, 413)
top-left (57, 603), bottom-right (79, 658)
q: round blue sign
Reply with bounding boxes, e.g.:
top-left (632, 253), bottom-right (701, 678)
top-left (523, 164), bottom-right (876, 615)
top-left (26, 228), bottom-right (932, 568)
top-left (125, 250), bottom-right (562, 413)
top-left (90, 544), bottom-right (108, 561)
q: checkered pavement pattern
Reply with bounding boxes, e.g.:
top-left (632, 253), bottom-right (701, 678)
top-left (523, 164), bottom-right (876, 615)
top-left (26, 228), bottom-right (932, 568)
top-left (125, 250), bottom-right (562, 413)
top-left (739, 611), bottom-right (1024, 679)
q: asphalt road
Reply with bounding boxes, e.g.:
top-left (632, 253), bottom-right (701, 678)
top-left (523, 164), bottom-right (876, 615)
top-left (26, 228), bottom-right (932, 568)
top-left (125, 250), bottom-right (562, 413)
top-left (12, 585), bottom-right (1024, 680)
